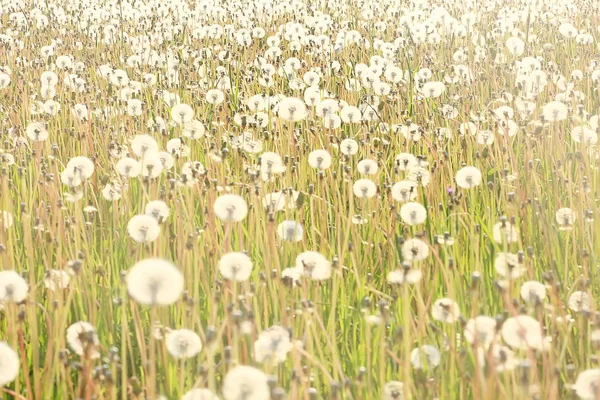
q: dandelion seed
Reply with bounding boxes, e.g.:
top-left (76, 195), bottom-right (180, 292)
top-left (296, 251), bottom-right (331, 280)
top-left (383, 381), bottom-right (404, 400)
top-left (494, 252), bottom-right (526, 279)
top-left (254, 325), bottom-right (293, 364)
top-left (66, 321), bottom-right (100, 359)
top-left (165, 329), bottom-right (202, 359)
top-left (0, 269), bottom-right (28, 306)
top-left (542, 101), bottom-right (568, 122)
top-left (0, 342), bottom-right (20, 387)
top-left (464, 316), bottom-right (497, 349)
top-left (222, 365), bottom-right (270, 400)
top-left (43, 269), bottom-right (70, 291)
top-left (493, 221), bottom-right (519, 244)
top-left (410, 345), bottom-right (440, 369)
top-left (401, 238), bottom-right (429, 262)
top-left (281, 267), bottom-right (303, 287)
top-left (127, 214), bottom-right (160, 243)
top-left (25, 122), bottom-right (49, 142)
top-left (432, 298), bottom-right (461, 323)
top-left (339, 138), bottom-right (359, 155)
top-left (277, 221), bottom-right (304, 242)
top-left (116, 157), bottom-right (141, 178)
top-left (102, 182), bottom-right (122, 201)
top-left (308, 149), bottom-right (332, 170)
top-left (556, 207), bottom-right (576, 230)
top-left (501, 315), bottom-right (547, 351)
top-left (206, 89), bottom-right (225, 105)
top-left (573, 369), bottom-right (600, 400)
top-left (357, 159), bottom-right (378, 175)
top-left (568, 291), bottom-right (592, 313)
top-left (126, 258), bottom-right (184, 306)
top-left (219, 252), bottom-right (253, 282)
top-left (183, 120), bottom-right (206, 140)
top-left (520, 281), bottom-right (547, 304)
top-left (421, 81), bottom-right (445, 98)
top-left (214, 194), bottom-right (248, 223)
top-left (399, 202), bottom-right (427, 225)
top-left (391, 181), bottom-right (418, 203)
top-left (171, 103), bottom-right (195, 124)
top-left (387, 267), bottom-right (422, 285)
top-left (66, 156), bottom-right (95, 180)
top-left (145, 200), bottom-right (170, 222)
top-left (277, 97), bottom-right (307, 122)
top-left (455, 166), bottom-right (482, 189)
top-left (353, 179), bottom-right (377, 199)
top-left (182, 388), bottom-right (220, 400)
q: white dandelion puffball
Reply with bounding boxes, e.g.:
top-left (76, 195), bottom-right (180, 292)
top-left (0, 342), bottom-right (20, 387)
top-left (542, 101), bottom-right (568, 122)
top-left (573, 369), bottom-right (600, 400)
top-left (131, 134), bottom-right (159, 157)
top-left (410, 345), bottom-right (441, 369)
top-left (206, 89), bottom-right (225, 105)
top-left (66, 156), bottom-right (95, 180)
top-left (395, 153), bottom-right (417, 170)
top-left (126, 258), bottom-right (184, 306)
top-left (568, 291), bottom-right (592, 313)
top-left (387, 268), bottom-right (423, 285)
top-left (431, 298), bottom-right (461, 323)
top-left (254, 325), bottom-right (293, 364)
top-left (353, 179), bottom-right (377, 199)
top-left (357, 159), bottom-right (378, 175)
top-left (501, 315), bottom-right (546, 351)
top-left (116, 157), bottom-right (141, 178)
top-left (219, 252), bottom-right (254, 281)
top-left (399, 202), bottom-right (427, 225)
top-left (127, 214), bottom-right (161, 243)
top-left (26, 122), bottom-right (49, 142)
top-left (555, 207), bottom-right (576, 230)
top-left (182, 388), bottom-right (220, 400)
top-left (214, 194), bottom-right (248, 223)
top-left (145, 200), bottom-right (170, 222)
top-left (0, 270), bottom-right (29, 303)
top-left (464, 316), bottom-right (497, 349)
top-left (277, 220), bottom-right (304, 242)
top-left (492, 221), bottom-right (519, 244)
top-left (506, 36), bottom-right (525, 55)
top-left (43, 270), bottom-right (71, 291)
top-left (295, 251), bottom-right (332, 280)
top-left (183, 120), bottom-right (206, 140)
top-left (277, 97), bottom-right (307, 122)
top-left (520, 281), bottom-right (547, 304)
top-left (391, 181), bottom-right (418, 203)
top-left (171, 103), bottom-right (195, 124)
top-left (402, 238), bottom-right (430, 262)
top-left (494, 252), bottom-right (526, 279)
top-left (421, 81), bottom-right (445, 98)
top-left (383, 381), bottom-right (404, 400)
top-left (308, 149), bottom-right (332, 170)
top-left (66, 321), bottom-right (100, 358)
top-left (165, 329), bottom-right (203, 359)
top-left (222, 365), bottom-right (270, 400)
top-left (571, 126), bottom-right (598, 145)
top-left (455, 166), bottom-right (482, 189)
top-left (340, 138), bottom-right (359, 155)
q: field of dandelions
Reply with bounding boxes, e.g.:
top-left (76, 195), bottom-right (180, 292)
top-left (2, 0), bottom-right (600, 399)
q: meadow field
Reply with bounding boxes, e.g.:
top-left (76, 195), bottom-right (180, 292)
top-left (1, 0), bottom-right (600, 398)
